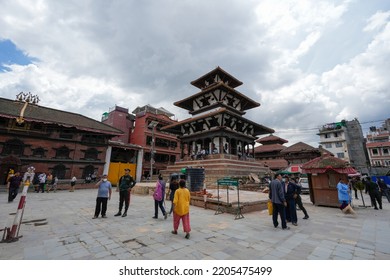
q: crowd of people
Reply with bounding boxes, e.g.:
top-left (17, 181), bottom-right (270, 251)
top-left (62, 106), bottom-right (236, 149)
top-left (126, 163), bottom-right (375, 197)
top-left (150, 173), bottom-right (191, 239)
top-left (98, 169), bottom-right (191, 239)
top-left (268, 174), bottom-right (309, 230)
top-left (4, 168), bottom-right (112, 197)
top-left (188, 143), bottom-right (254, 161)
top-left (5, 166), bottom-right (192, 239)
top-left (268, 172), bottom-right (390, 229)
top-left (5, 166), bottom-right (389, 239)
top-left (346, 175), bottom-right (389, 210)
top-left (5, 168), bottom-right (60, 201)
top-left (332, 175), bottom-right (390, 215)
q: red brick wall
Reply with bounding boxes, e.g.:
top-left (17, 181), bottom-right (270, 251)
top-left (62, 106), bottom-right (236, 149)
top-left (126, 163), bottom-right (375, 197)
top-left (0, 128), bottom-right (109, 181)
top-left (130, 114), bottom-right (147, 145)
top-left (102, 110), bottom-right (133, 143)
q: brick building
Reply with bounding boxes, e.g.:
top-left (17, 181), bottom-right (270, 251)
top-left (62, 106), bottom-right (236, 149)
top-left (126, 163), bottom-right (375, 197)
top-left (101, 105), bottom-right (135, 143)
top-left (366, 119), bottom-right (390, 175)
top-left (280, 142), bottom-right (330, 173)
top-left (101, 105), bottom-right (143, 183)
top-left (130, 104), bottom-right (180, 179)
top-left (0, 96), bottom-right (122, 184)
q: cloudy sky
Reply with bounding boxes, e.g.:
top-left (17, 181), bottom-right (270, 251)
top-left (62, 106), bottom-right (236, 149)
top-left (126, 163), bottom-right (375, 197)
top-left (0, 0), bottom-right (389, 147)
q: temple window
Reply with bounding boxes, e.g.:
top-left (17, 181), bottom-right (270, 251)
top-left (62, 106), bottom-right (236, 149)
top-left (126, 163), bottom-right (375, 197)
top-left (32, 147), bottom-right (45, 158)
top-left (83, 165), bottom-right (95, 179)
top-left (84, 148), bottom-right (99, 160)
top-left (52, 164), bottom-right (66, 179)
top-left (55, 146), bottom-right (70, 159)
top-left (1, 139), bottom-right (24, 156)
top-left (59, 129), bottom-right (73, 139)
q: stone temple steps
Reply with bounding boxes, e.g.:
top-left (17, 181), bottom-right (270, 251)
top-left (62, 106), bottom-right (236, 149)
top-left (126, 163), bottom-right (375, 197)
top-left (161, 155), bottom-right (269, 187)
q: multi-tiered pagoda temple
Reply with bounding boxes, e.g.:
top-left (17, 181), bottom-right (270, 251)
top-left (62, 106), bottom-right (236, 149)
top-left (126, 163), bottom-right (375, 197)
top-left (163, 67), bottom-right (274, 159)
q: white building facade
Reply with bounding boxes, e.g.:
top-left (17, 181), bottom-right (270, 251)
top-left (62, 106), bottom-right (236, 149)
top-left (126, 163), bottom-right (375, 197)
top-left (318, 119), bottom-right (368, 174)
top-left (318, 122), bottom-right (350, 161)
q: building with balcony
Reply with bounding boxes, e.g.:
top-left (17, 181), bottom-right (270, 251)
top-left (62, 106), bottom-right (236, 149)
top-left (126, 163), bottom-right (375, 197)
top-left (317, 119), bottom-right (368, 174)
top-left (318, 121), bottom-right (348, 160)
top-left (365, 119), bottom-right (390, 174)
top-left (130, 104), bottom-right (180, 179)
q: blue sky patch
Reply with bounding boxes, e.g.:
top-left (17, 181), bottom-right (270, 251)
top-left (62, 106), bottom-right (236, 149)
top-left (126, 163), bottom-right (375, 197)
top-left (0, 39), bottom-right (36, 71)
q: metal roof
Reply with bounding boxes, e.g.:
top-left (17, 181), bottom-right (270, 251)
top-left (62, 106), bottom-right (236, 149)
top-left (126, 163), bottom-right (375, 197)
top-left (0, 97), bottom-right (123, 135)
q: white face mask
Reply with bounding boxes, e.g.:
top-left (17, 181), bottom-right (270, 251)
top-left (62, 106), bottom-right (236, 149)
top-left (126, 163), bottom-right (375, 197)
top-left (103, 178), bottom-right (107, 182)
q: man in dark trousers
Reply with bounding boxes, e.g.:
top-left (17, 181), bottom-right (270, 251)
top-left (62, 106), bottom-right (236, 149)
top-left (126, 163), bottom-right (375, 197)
top-left (366, 177), bottom-right (382, 210)
top-left (7, 171), bottom-right (23, 202)
top-left (114, 168), bottom-right (136, 217)
top-left (268, 174), bottom-right (289, 230)
top-left (284, 176), bottom-right (298, 226)
top-left (293, 177), bottom-right (309, 219)
top-left (377, 178), bottom-right (390, 203)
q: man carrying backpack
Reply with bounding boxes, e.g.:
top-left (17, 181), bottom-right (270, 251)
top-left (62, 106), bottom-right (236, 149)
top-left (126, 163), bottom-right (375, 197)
top-left (114, 168), bottom-right (136, 217)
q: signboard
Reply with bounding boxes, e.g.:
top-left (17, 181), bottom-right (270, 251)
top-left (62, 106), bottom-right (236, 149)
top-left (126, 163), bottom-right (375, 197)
top-left (215, 177), bottom-right (243, 219)
top-left (291, 166), bottom-right (300, 172)
top-left (217, 178), bottom-right (239, 187)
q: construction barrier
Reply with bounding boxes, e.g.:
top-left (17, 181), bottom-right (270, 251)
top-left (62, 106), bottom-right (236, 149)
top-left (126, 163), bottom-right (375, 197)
top-left (1, 180), bottom-right (30, 243)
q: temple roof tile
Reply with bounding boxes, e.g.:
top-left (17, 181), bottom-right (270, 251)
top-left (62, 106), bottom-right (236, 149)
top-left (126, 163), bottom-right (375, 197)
top-left (174, 81), bottom-right (260, 114)
top-left (190, 66), bottom-right (243, 89)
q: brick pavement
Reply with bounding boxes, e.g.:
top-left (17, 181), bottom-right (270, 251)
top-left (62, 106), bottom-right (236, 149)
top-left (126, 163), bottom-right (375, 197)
top-left (0, 188), bottom-right (389, 260)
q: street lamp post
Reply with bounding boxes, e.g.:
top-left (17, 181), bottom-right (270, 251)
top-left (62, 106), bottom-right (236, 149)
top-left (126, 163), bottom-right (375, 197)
top-left (148, 121), bottom-right (159, 180)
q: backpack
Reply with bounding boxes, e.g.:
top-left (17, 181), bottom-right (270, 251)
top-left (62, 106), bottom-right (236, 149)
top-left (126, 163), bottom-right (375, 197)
top-left (153, 181), bottom-right (163, 201)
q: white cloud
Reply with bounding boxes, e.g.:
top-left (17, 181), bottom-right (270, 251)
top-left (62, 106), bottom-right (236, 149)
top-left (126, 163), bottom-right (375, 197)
top-left (291, 31), bottom-right (322, 64)
top-left (254, 0), bottom-right (349, 39)
top-left (364, 10), bottom-right (390, 32)
top-left (253, 4), bottom-right (390, 146)
top-left (0, 0), bottom-right (389, 148)
top-left (0, 63), bottom-right (142, 120)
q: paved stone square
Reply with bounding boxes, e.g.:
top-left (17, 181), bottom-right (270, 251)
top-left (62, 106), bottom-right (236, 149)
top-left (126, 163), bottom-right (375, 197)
top-left (1, 188), bottom-right (389, 260)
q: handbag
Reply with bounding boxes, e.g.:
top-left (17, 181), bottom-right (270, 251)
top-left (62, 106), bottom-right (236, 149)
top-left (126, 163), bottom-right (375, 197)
top-left (267, 200), bottom-right (273, 215)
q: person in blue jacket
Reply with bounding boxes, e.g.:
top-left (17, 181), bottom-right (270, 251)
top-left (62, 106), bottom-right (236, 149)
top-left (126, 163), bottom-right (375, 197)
top-left (337, 178), bottom-right (356, 215)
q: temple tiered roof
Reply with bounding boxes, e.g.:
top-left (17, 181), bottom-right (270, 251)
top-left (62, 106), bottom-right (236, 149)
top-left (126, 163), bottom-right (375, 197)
top-left (190, 66), bottom-right (243, 89)
top-left (162, 67), bottom-right (274, 159)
